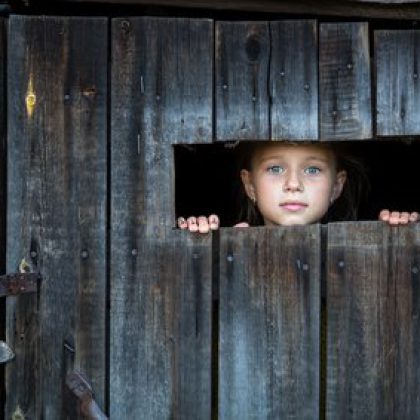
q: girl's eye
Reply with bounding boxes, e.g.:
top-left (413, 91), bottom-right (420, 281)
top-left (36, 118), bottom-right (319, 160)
top-left (304, 166), bottom-right (321, 175)
top-left (267, 165), bottom-right (284, 174)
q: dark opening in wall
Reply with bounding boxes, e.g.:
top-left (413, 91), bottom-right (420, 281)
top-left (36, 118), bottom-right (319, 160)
top-left (175, 140), bottom-right (420, 226)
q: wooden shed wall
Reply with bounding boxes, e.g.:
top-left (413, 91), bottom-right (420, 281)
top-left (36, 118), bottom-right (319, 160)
top-left (3, 14), bottom-right (420, 419)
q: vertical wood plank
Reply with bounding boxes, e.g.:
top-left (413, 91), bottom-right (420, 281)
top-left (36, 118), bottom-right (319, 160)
top-left (270, 20), bottom-right (318, 140)
top-left (319, 23), bottom-right (372, 140)
top-left (6, 16), bottom-right (107, 418)
top-left (216, 21), bottom-right (270, 140)
top-left (327, 222), bottom-right (420, 418)
top-left (375, 30), bottom-right (420, 136)
top-left (111, 17), bottom-right (213, 232)
top-left (0, 18), bottom-right (7, 418)
top-left (110, 17), bottom-right (213, 419)
top-left (110, 230), bottom-right (212, 419)
top-left (219, 226), bottom-right (320, 419)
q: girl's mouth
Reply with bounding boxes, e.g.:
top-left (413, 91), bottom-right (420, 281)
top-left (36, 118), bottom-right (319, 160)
top-left (280, 202), bottom-right (308, 211)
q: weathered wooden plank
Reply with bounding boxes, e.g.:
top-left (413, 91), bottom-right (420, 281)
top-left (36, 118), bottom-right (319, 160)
top-left (110, 230), bottom-right (212, 419)
top-left (375, 30), bottom-right (420, 136)
top-left (111, 17), bottom-right (213, 232)
top-left (53, 0), bottom-right (420, 20)
top-left (216, 21), bottom-right (270, 140)
top-left (6, 15), bottom-right (107, 418)
top-left (110, 17), bottom-right (213, 419)
top-left (270, 20), bottom-right (318, 140)
top-left (219, 226), bottom-right (320, 419)
top-left (0, 17), bottom-right (6, 418)
top-left (319, 23), bottom-right (372, 140)
top-left (327, 222), bottom-right (420, 418)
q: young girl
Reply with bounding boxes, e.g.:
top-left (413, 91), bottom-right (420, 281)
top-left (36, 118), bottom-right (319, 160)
top-left (177, 141), bottom-right (419, 233)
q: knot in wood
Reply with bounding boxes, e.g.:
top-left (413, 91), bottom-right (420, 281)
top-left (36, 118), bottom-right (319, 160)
top-left (246, 35), bottom-right (261, 62)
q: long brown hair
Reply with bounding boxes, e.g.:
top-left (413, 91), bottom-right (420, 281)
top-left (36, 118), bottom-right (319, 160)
top-left (234, 141), bottom-right (368, 226)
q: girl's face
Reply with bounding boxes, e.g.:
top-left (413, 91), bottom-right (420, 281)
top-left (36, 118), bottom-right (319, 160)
top-left (240, 143), bottom-right (347, 226)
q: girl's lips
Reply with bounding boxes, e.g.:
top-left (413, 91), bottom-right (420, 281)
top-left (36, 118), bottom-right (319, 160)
top-left (280, 202), bottom-right (308, 211)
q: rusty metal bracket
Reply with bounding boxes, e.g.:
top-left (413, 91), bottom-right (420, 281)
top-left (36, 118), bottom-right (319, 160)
top-left (0, 272), bottom-right (41, 298)
top-left (66, 371), bottom-right (108, 420)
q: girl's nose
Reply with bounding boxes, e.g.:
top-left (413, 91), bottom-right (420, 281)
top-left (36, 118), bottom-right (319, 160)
top-left (283, 171), bottom-right (303, 192)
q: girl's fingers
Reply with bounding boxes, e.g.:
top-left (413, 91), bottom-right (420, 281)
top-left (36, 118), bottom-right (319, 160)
top-left (197, 216), bottom-right (210, 233)
top-left (209, 214), bottom-right (220, 230)
top-left (187, 216), bottom-right (199, 232)
top-left (234, 222), bottom-right (250, 228)
top-left (410, 212), bottom-right (419, 222)
top-left (380, 210), bottom-right (419, 225)
top-left (379, 209), bottom-right (390, 221)
top-left (177, 217), bottom-right (188, 229)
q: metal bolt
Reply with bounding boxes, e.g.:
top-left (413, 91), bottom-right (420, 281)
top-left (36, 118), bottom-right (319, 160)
top-left (156, 95), bottom-right (161, 101)
top-left (412, 266), bottom-right (419, 274)
top-left (131, 248), bottom-right (138, 256)
top-left (280, 71), bottom-right (285, 77)
top-left (414, 73), bottom-right (418, 80)
top-left (252, 96), bottom-right (257, 102)
top-left (338, 261), bottom-right (345, 268)
top-left (227, 254), bottom-right (234, 262)
top-left (30, 250), bottom-right (37, 258)
top-left (64, 94), bottom-right (71, 102)
top-left (304, 84), bottom-right (310, 91)
top-left (80, 250), bottom-right (89, 259)
top-left (347, 63), bottom-right (353, 70)
top-left (302, 263), bottom-right (309, 271)
top-left (332, 110), bottom-right (337, 117)
top-left (222, 84), bottom-right (228, 90)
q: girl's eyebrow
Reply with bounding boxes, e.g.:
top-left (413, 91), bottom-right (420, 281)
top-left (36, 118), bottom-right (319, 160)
top-left (256, 155), bottom-right (330, 164)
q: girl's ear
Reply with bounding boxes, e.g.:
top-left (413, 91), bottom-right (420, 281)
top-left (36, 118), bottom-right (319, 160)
top-left (240, 169), bottom-right (256, 201)
top-left (331, 170), bottom-right (347, 202)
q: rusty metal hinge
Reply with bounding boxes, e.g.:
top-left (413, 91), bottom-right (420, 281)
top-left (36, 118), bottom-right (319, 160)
top-left (66, 371), bottom-right (108, 420)
top-left (0, 272), bottom-right (41, 298)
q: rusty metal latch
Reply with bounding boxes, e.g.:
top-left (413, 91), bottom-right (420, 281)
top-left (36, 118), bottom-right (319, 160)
top-left (0, 272), bottom-right (40, 298)
top-left (66, 371), bottom-right (108, 419)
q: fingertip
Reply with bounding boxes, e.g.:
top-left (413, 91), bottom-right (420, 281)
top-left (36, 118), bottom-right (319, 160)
top-left (209, 214), bottom-right (220, 230)
top-left (177, 217), bottom-right (187, 229)
top-left (379, 209), bottom-right (390, 221)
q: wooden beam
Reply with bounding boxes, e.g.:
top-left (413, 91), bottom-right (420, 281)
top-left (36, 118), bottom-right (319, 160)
top-left (50, 0), bottom-right (420, 20)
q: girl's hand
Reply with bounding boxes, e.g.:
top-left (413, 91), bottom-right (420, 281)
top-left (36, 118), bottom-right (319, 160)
top-left (177, 214), bottom-right (220, 233)
top-left (379, 209), bottom-right (419, 225)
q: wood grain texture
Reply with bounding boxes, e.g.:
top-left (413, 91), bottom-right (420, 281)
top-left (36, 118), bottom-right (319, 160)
top-left (0, 18), bottom-right (6, 418)
top-left (110, 230), bottom-right (212, 419)
top-left (219, 226), bottom-right (320, 419)
top-left (111, 17), bottom-right (213, 232)
top-left (327, 222), bottom-right (420, 418)
top-left (375, 30), bottom-right (420, 136)
top-left (270, 20), bottom-right (318, 140)
top-left (319, 23), bottom-right (372, 140)
top-left (53, 0), bottom-right (420, 19)
top-left (216, 21), bottom-right (270, 140)
top-left (6, 15), bottom-right (107, 418)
